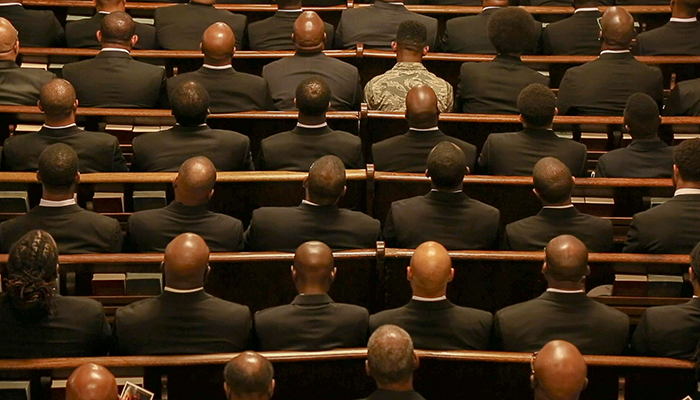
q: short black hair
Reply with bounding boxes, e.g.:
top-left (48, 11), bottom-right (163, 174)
top-left (487, 7), bottom-right (538, 54)
top-left (307, 155), bottom-right (346, 204)
top-left (674, 139), bottom-right (700, 183)
top-left (624, 93), bottom-right (660, 139)
top-left (533, 157), bottom-right (574, 204)
top-left (100, 11), bottom-right (135, 46)
top-left (38, 143), bottom-right (79, 190)
top-left (39, 79), bottom-right (76, 119)
top-left (396, 20), bottom-right (427, 52)
top-left (518, 84), bottom-right (556, 128)
top-left (296, 76), bottom-right (331, 117)
top-left (427, 141), bottom-right (467, 189)
top-left (224, 352), bottom-right (274, 398)
top-left (367, 325), bottom-right (416, 386)
top-left (170, 80), bottom-right (210, 126)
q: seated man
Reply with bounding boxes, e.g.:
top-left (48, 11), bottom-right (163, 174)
top-left (0, 0), bottom-right (63, 47)
top-left (255, 241), bottom-right (369, 350)
top-left (62, 12), bottom-right (167, 108)
top-left (372, 85), bottom-right (476, 172)
top-left (494, 235), bottom-right (629, 354)
top-left (167, 22), bottom-right (270, 113)
top-left (66, 0), bottom-right (156, 49)
top-left (114, 233), bottom-right (251, 354)
top-left (557, 7), bottom-right (664, 115)
top-left (665, 77), bottom-right (700, 116)
top-left (245, 155), bottom-right (381, 252)
top-left (3, 79), bottom-right (128, 173)
top-left (457, 7), bottom-right (548, 114)
top-left (541, 0), bottom-right (602, 55)
top-left (154, 0), bottom-right (246, 49)
top-left (0, 144), bottom-right (123, 254)
top-left (370, 242), bottom-right (492, 350)
top-left (0, 18), bottom-right (55, 106)
top-left (504, 157), bottom-right (613, 252)
top-left (127, 157), bottom-right (244, 252)
top-left (384, 142), bottom-right (499, 250)
top-left (224, 352), bottom-right (275, 400)
top-left (247, 0), bottom-right (333, 50)
top-left (365, 21), bottom-right (453, 112)
top-left (258, 76), bottom-right (363, 171)
top-left (132, 80), bottom-right (252, 172)
top-left (623, 138), bottom-right (700, 254)
top-left (531, 341), bottom-right (589, 400)
top-left (636, 0), bottom-right (700, 55)
top-left (439, 0), bottom-right (507, 54)
top-left (478, 84), bottom-right (588, 176)
top-left (595, 93), bottom-right (674, 178)
top-left (66, 364), bottom-right (119, 400)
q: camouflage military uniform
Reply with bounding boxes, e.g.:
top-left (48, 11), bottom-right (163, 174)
top-left (364, 62), bottom-right (454, 112)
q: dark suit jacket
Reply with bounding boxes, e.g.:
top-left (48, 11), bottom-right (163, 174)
top-left (247, 11), bottom-right (334, 50)
top-left (167, 66), bottom-right (271, 113)
top-left (637, 21), bottom-right (700, 55)
top-left (0, 205), bottom-right (123, 254)
top-left (665, 78), bottom-right (700, 116)
top-left (2, 126), bottom-right (128, 173)
top-left (127, 201), bottom-right (244, 252)
top-left (384, 191), bottom-right (500, 250)
top-left (632, 298), bottom-right (700, 359)
top-left (114, 290), bottom-right (251, 355)
top-left (494, 291), bottom-right (629, 355)
top-left (254, 293), bottom-right (369, 351)
top-left (439, 8), bottom-right (499, 54)
top-left (594, 139), bottom-right (674, 178)
top-left (334, 1), bottom-right (438, 50)
top-left (478, 128), bottom-right (588, 177)
top-left (0, 60), bottom-right (55, 106)
top-left (557, 52), bottom-right (664, 116)
top-left (503, 206), bottom-right (614, 252)
top-left (66, 13), bottom-right (157, 50)
top-left (245, 202), bottom-right (381, 252)
top-left (0, 295), bottom-right (110, 358)
top-left (154, 3), bottom-right (246, 49)
top-left (615, 0), bottom-right (666, 4)
top-left (369, 299), bottom-right (492, 350)
top-left (62, 50), bottom-right (167, 108)
top-left (0, 5), bottom-right (64, 47)
top-left (259, 125), bottom-right (363, 171)
top-left (457, 54), bottom-right (549, 114)
top-left (131, 124), bottom-right (253, 172)
top-left (541, 10), bottom-right (602, 55)
top-left (263, 52), bottom-right (362, 111)
top-left (623, 194), bottom-right (700, 254)
top-left (372, 129), bottom-right (477, 172)
top-left (359, 390), bottom-right (426, 400)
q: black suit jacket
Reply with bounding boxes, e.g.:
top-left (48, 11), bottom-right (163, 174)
top-left (457, 54), bottom-right (549, 114)
top-left (0, 5), bottom-right (64, 47)
top-left (369, 299), bottom-right (492, 350)
top-left (0, 60), bottom-right (55, 106)
top-left (0, 295), bottom-right (110, 358)
top-left (0, 205), bottom-right (123, 254)
top-left (245, 202), bottom-right (381, 252)
top-left (615, 0), bottom-right (666, 4)
top-left (131, 124), bottom-right (253, 171)
top-left (623, 194), bottom-right (700, 254)
top-left (3, 126), bottom-right (128, 173)
top-left (541, 10), bottom-right (602, 55)
top-left (665, 78), bottom-right (700, 116)
top-left (503, 207), bottom-right (614, 252)
top-left (384, 191), bottom-right (500, 250)
top-left (259, 125), bottom-right (363, 171)
top-left (263, 52), bottom-right (362, 111)
top-left (632, 298), bottom-right (700, 359)
top-left (127, 201), bottom-right (244, 252)
top-left (114, 290), bottom-right (251, 355)
top-left (167, 66), bottom-right (271, 113)
top-left (439, 8), bottom-right (499, 54)
top-left (637, 21), bottom-right (700, 55)
top-left (334, 1), bottom-right (438, 50)
top-left (494, 291), bottom-right (629, 355)
top-left (478, 128), bottom-right (588, 177)
top-left (372, 129), bottom-right (477, 172)
top-left (154, 3), bottom-right (246, 49)
top-left (359, 390), bottom-right (426, 400)
top-left (247, 11), bottom-right (334, 50)
top-left (62, 50), bottom-right (167, 108)
top-left (594, 139), bottom-right (674, 178)
top-left (66, 13), bottom-right (156, 50)
top-left (557, 52), bottom-right (664, 116)
top-left (254, 294), bottom-right (369, 351)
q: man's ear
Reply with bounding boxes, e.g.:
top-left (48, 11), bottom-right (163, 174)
top-left (268, 379), bottom-right (276, 397)
top-left (203, 264), bottom-right (211, 284)
top-left (75, 172), bottom-right (81, 185)
top-left (585, 265), bottom-right (591, 277)
top-left (208, 189), bottom-right (214, 200)
top-left (689, 266), bottom-right (695, 282)
top-left (407, 266), bottom-right (413, 282)
top-left (199, 42), bottom-right (203, 52)
top-left (173, 175), bottom-right (179, 189)
top-left (465, 166), bottom-right (470, 176)
top-left (391, 41), bottom-right (398, 52)
top-left (131, 34), bottom-right (139, 47)
top-left (582, 377), bottom-right (589, 391)
top-left (293, 97), bottom-right (297, 109)
top-left (518, 114), bottom-right (525, 124)
top-left (35, 170), bottom-right (41, 183)
top-left (554, 107), bottom-right (559, 117)
top-left (302, 176), bottom-right (309, 189)
top-left (330, 267), bottom-right (337, 283)
top-left (340, 185), bottom-right (347, 199)
top-left (448, 268), bottom-right (454, 283)
top-left (530, 374), bottom-right (537, 389)
top-left (425, 168), bottom-right (430, 179)
top-left (542, 261), bottom-right (548, 276)
top-left (365, 360), bottom-right (372, 377)
top-left (73, 99), bottom-right (79, 111)
top-left (37, 100), bottom-right (43, 112)
top-left (422, 45), bottom-right (429, 56)
top-left (224, 382), bottom-right (230, 397)
top-left (96, 30), bottom-right (102, 43)
top-left (412, 352), bottom-right (419, 370)
top-left (291, 265), bottom-right (297, 282)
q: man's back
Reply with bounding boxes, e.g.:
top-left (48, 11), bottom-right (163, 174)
top-left (440, 10), bottom-right (497, 54)
top-left (364, 63), bottom-right (454, 112)
top-left (247, 12), bottom-right (334, 50)
top-left (637, 21), bottom-right (700, 55)
top-left (632, 298), bottom-right (700, 359)
top-left (154, 3), bottom-right (246, 49)
top-left (594, 139), bottom-right (674, 178)
top-left (372, 130), bottom-right (477, 172)
top-left (66, 14), bottom-right (156, 49)
top-left (665, 78), bottom-right (700, 116)
top-left (0, 61), bottom-right (55, 106)
top-left (541, 11), bottom-right (602, 55)
top-left (0, 5), bottom-right (63, 47)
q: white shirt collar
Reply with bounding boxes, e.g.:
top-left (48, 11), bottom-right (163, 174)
top-left (574, 7), bottom-right (598, 13)
top-left (430, 189), bottom-right (462, 194)
top-left (0, 3), bottom-right (22, 6)
top-left (542, 204), bottom-right (575, 209)
top-left (164, 287), bottom-right (204, 294)
top-left (277, 8), bottom-right (302, 12)
top-left (412, 295), bottom-right (447, 302)
top-left (675, 188), bottom-right (700, 196)
top-left (202, 64), bottom-right (233, 70)
top-left (410, 127), bottom-right (439, 132)
top-left (101, 47), bottom-right (130, 54)
top-left (175, 123), bottom-right (208, 127)
top-left (39, 198), bottom-right (77, 207)
top-left (694, 295), bottom-right (698, 299)
top-left (670, 17), bottom-right (697, 23)
top-left (600, 49), bottom-right (631, 55)
top-left (42, 123), bottom-right (77, 130)
top-left (97, 10), bottom-right (110, 14)
top-left (297, 122), bottom-right (328, 129)
top-left (547, 288), bottom-right (585, 294)
top-left (301, 199), bottom-right (320, 206)
top-left (482, 6), bottom-right (502, 10)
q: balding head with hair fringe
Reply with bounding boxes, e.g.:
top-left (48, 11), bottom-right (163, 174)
top-left (174, 156), bottom-right (217, 206)
top-left (305, 155), bottom-right (346, 205)
top-left (39, 79), bottom-right (77, 120)
top-left (98, 11), bottom-right (135, 47)
top-left (0, 17), bottom-right (18, 60)
top-left (533, 157), bottom-right (574, 205)
top-left (544, 235), bottom-right (589, 283)
top-left (169, 80), bottom-right (210, 126)
top-left (224, 351), bottom-right (275, 400)
top-left (367, 325), bottom-right (418, 387)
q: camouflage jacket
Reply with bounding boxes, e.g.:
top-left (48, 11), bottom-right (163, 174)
top-left (364, 62), bottom-right (454, 112)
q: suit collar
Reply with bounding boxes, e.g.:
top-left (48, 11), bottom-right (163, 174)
top-left (274, 10), bottom-right (302, 18)
top-left (522, 127), bottom-right (558, 138)
top-left (96, 50), bottom-right (133, 60)
top-left (598, 51), bottom-right (635, 60)
top-left (291, 293), bottom-right (333, 305)
top-left (686, 298), bottom-right (700, 307)
top-left (493, 54), bottom-right (524, 65)
top-left (294, 51), bottom-right (326, 59)
top-left (538, 206), bottom-right (580, 218)
top-left (38, 125), bottom-right (83, 137)
top-left (0, 60), bottom-right (18, 70)
top-left (291, 125), bottom-right (334, 136)
top-left (159, 289), bottom-right (209, 302)
top-left (406, 129), bottom-right (444, 139)
top-left (200, 65), bottom-right (235, 74)
top-left (539, 290), bottom-right (589, 303)
top-left (187, 1), bottom-right (215, 7)
top-left (406, 298), bottom-right (454, 310)
top-left (167, 201), bottom-right (210, 215)
top-left (425, 190), bottom-right (469, 203)
top-left (373, 1), bottom-right (408, 10)
top-left (627, 138), bottom-right (668, 151)
top-left (32, 204), bottom-right (84, 215)
top-left (170, 124), bottom-right (210, 133)
top-left (298, 202), bottom-right (339, 213)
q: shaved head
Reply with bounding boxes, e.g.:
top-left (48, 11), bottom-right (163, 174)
top-left (293, 11), bottom-right (326, 52)
top-left (601, 7), bottom-right (635, 49)
top-left (533, 157), bottom-right (574, 205)
top-left (174, 156), bottom-right (217, 206)
top-left (406, 85), bottom-right (439, 129)
top-left (293, 241), bottom-right (335, 293)
top-left (66, 363), bottom-right (118, 400)
top-left (99, 11), bottom-right (135, 47)
top-left (367, 325), bottom-right (417, 387)
top-left (409, 241), bottom-right (453, 298)
top-left (201, 22), bottom-right (235, 63)
top-left (544, 235), bottom-right (589, 283)
top-left (306, 155), bottom-right (346, 205)
top-left (532, 341), bottom-right (588, 400)
top-left (224, 352), bottom-right (275, 400)
top-left (0, 17), bottom-right (18, 58)
top-left (163, 233), bottom-right (210, 290)
top-left (39, 79), bottom-right (77, 119)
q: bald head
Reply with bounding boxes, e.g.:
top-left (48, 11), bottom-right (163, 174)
top-left (533, 157), bottom-right (574, 205)
top-left (482, 0), bottom-right (508, 7)
top-left (674, 0), bottom-right (700, 16)
top-left (532, 341), bottom-right (588, 400)
top-left (224, 352), bottom-right (275, 400)
top-left (406, 85), bottom-right (439, 129)
top-left (409, 242), bottom-right (453, 298)
top-left (601, 7), bottom-right (635, 49)
top-left (544, 235), bottom-right (589, 284)
top-left (367, 325), bottom-right (417, 388)
top-left (0, 17), bottom-right (18, 59)
top-left (99, 11), bottom-right (136, 47)
top-left (66, 364), bottom-right (118, 400)
top-left (174, 156), bottom-right (217, 206)
top-left (293, 11), bottom-right (326, 52)
top-left (305, 155), bottom-right (346, 205)
top-left (293, 241), bottom-right (335, 293)
top-left (163, 233), bottom-right (210, 290)
top-left (39, 79), bottom-right (77, 120)
top-left (201, 22), bottom-right (235, 64)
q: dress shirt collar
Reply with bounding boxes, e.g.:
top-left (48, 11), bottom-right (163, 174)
top-left (97, 10), bottom-right (110, 14)
top-left (39, 198), bottom-right (77, 207)
top-left (482, 5), bottom-right (502, 10)
top-left (175, 123), bottom-right (208, 128)
top-left (547, 288), bottom-right (585, 294)
top-left (42, 123), bottom-right (77, 130)
top-left (409, 126), bottom-right (439, 132)
top-left (277, 8), bottom-right (302, 11)
top-left (297, 122), bottom-right (328, 129)
top-left (574, 7), bottom-right (598, 12)
top-left (694, 295), bottom-right (699, 298)
top-left (600, 49), bottom-right (631, 55)
top-left (543, 204), bottom-right (575, 209)
top-left (202, 64), bottom-right (233, 70)
top-left (675, 188), bottom-right (700, 196)
top-left (412, 295), bottom-right (447, 302)
top-left (301, 199), bottom-right (320, 206)
top-left (670, 17), bottom-right (697, 22)
top-left (164, 287), bottom-right (204, 294)
top-left (430, 189), bottom-right (462, 194)
top-left (0, 3), bottom-right (22, 6)
top-left (100, 47), bottom-right (130, 54)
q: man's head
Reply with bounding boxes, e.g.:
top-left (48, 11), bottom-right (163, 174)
top-left (173, 156), bottom-right (217, 206)
top-left (224, 352), bottom-right (275, 400)
top-left (406, 85), bottom-right (440, 129)
top-left (518, 84), bottom-right (557, 129)
top-left (292, 11), bottom-right (326, 52)
top-left (391, 20), bottom-right (429, 57)
top-left (201, 22), bottom-right (235, 65)
top-left (95, 0), bottom-right (126, 12)
top-left (66, 363), bottom-right (119, 400)
top-left (292, 241), bottom-right (335, 294)
top-left (624, 93), bottom-right (660, 139)
top-left (275, 0), bottom-right (302, 9)
top-left (38, 79), bottom-right (78, 122)
top-left (37, 143), bottom-right (79, 194)
top-left (689, 241), bottom-right (700, 291)
top-left (488, 7), bottom-right (539, 55)
top-left (543, 235), bottom-right (590, 286)
top-left (304, 155), bottom-right (346, 206)
top-left (600, 7), bottom-right (636, 50)
top-left (481, 0), bottom-right (508, 8)
top-left (97, 11), bottom-right (137, 49)
top-left (5, 230), bottom-right (58, 314)
top-left (163, 233), bottom-right (210, 290)
top-left (0, 17), bottom-right (18, 61)
top-left (170, 80), bottom-right (210, 127)
top-left (531, 341), bottom-right (588, 400)
top-left (408, 241), bottom-right (453, 298)
top-left (673, 138), bottom-right (700, 186)
top-left (533, 157), bottom-right (574, 206)
top-left (572, 0), bottom-right (598, 9)
top-left (426, 142), bottom-right (468, 191)
top-left (366, 325), bottom-right (419, 389)
top-left (295, 76), bottom-right (331, 117)
top-left (671, 0), bottom-right (700, 17)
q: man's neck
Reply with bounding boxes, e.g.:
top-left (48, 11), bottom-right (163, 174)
top-left (411, 290), bottom-right (447, 299)
top-left (0, 55), bottom-right (16, 63)
top-left (431, 183), bottom-right (463, 192)
top-left (101, 43), bottom-right (131, 52)
top-left (541, 199), bottom-right (572, 207)
top-left (600, 42), bottom-right (629, 52)
top-left (297, 114), bottom-right (326, 126)
top-left (42, 190), bottom-right (74, 202)
top-left (44, 116), bottom-right (76, 127)
top-left (203, 57), bottom-right (232, 67)
top-left (295, 48), bottom-right (323, 56)
top-left (523, 122), bottom-right (553, 130)
top-left (174, 194), bottom-right (207, 207)
top-left (671, 5), bottom-right (698, 18)
top-left (547, 280), bottom-right (585, 291)
top-left (396, 50), bottom-right (423, 63)
top-left (676, 181), bottom-right (700, 190)
top-left (96, 6), bottom-right (124, 12)
top-left (297, 285), bottom-right (328, 295)
top-left (278, 3), bottom-right (302, 9)
top-left (377, 381), bottom-right (413, 392)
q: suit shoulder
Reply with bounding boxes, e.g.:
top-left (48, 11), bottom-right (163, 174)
top-left (55, 296), bottom-right (104, 314)
top-left (452, 304), bottom-right (493, 322)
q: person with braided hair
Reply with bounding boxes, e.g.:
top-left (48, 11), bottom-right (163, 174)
top-left (0, 230), bottom-right (110, 358)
